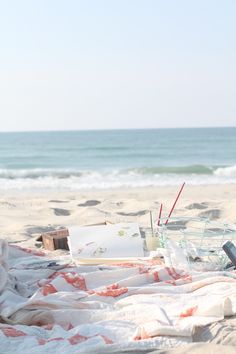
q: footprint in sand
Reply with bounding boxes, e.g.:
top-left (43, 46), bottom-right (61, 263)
top-left (198, 209), bottom-right (221, 220)
top-left (165, 220), bottom-right (188, 230)
top-left (52, 208), bottom-right (71, 216)
top-left (185, 202), bottom-right (208, 210)
top-left (0, 201), bottom-right (17, 208)
top-left (25, 225), bottom-right (57, 235)
top-left (117, 210), bottom-right (148, 217)
top-left (78, 200), bottom-right (101, 207)
top-left (116, 201), bottom-right (124, 207)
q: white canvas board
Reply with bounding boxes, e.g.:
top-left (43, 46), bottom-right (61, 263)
top-left (68, 223), bottom-right (144, 260)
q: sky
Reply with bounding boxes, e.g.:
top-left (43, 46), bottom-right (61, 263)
top-left (0, 0), bottom-right (236, 132)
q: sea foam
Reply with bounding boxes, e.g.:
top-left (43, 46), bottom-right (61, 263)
top-left (0, 166), bottom-right (236, 192)
top-left (214, 165), bottom-right (236, 177)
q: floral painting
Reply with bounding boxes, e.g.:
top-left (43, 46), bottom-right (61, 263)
top-left (68, 223), bottom-right (144, 261)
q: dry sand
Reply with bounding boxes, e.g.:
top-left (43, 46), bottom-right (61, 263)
top-left (1, 184), bottom-right (236, 248)
top-left (1, 184), bottom-right (236, 353)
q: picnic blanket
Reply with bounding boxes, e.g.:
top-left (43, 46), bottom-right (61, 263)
top-left (0, 239), bottom-right (236, 353)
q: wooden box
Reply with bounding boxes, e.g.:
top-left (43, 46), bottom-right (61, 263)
top-left (40, 221), bottom-right (113, 251)
top-left (42, 229), bottom-right (69, 251)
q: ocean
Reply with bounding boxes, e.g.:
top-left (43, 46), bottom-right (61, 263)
top-left (0, 127), bottom-right (236, 192)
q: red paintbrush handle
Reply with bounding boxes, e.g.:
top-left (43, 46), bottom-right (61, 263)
top-left (165, 182), bottom-right (185, 225)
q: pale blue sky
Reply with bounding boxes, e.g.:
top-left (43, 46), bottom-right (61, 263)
top-left (0, 0), bottom-right (235, 131)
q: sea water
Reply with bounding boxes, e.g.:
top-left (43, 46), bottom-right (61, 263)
top-left (0, 127), bottom-right (236, 191)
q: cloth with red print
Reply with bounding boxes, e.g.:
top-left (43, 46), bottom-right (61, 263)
top-left (0, 239), bottom-right (236, 353)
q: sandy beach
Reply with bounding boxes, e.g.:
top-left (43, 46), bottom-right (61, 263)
top-left (1, 184), bottom-right (236, 248)
top-left (1, 184), bottom-right (236, 353)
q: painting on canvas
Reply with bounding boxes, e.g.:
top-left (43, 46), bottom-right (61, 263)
top-left (68, 223), bottom-right (144, 260)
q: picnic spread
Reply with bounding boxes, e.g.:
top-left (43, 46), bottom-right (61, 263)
top-left (0, 234), bottom-right (236, 353)
top-left (1, 185), bottom-right (236, 353)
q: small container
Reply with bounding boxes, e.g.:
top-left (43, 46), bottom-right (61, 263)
top-left (41, 229), bottom-right (69, 251)
top-left (145, 228), bottom-right (160, 252)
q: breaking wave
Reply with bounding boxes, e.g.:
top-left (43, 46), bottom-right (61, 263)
top-left (214, 165), bottom-right (236, 177)
top-left (0, 164), bottom-right (224, 179)
top-left (0, 165), bottom-right (236, 191)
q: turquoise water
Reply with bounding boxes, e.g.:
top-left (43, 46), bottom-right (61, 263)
top-left (0, 127), bottom-right (236, 190)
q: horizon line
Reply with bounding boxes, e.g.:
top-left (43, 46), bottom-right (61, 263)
top-left (1, 125), bottom-right (236, 134)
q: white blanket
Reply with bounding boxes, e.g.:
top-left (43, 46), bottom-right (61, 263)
top-left (0, 239), bottom-right (236, 353)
